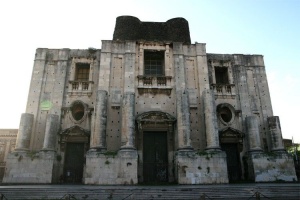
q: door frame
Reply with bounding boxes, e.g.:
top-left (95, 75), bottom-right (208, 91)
top-left (64, 142), bottom-right (85, 183)
top-left (136, 111), bottom-right (176, 183)
top-left (219, 127), bottom-right (244, 182)
top-left (143, 131), bottom-right (168, 183)
top-left (60, 125), bottom-right (90, 184)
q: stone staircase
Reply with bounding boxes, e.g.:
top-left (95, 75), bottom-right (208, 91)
top-left (0, 184), bottom-right (299, 199)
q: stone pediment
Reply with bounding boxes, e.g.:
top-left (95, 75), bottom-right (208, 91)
top-left (136, 111), bottom-right (176, 131)
top-left (136, 111), bottom-right (176, 123)
top-left (61, 125), bottom-right (90, 136)
top-left (219, 127), bottom-right (244, 138)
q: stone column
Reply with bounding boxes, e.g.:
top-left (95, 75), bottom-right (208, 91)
top-left (15, 113), bottom-right (34, 151)
top-left (246, 116), bottom-right (263, 152)
top-left (42, 114), bottom-right (59, 151)
top-left (267, 116), bottom-right (285, 152)
top-left (120, 92), bottom-right (135, 150)
top-left (176, 91), bottom-right (193, 150)
top-left (90, 90), bottom-right (108, 151)
top-left (203, 90), bottom-right (220, 151)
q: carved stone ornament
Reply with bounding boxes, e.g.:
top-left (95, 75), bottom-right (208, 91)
top-left (219, 127), bottom-right (244, 143)
top-left (61, 101), bottom-right (91, 124)
top-left (136, 111), bottom-right (176, 132)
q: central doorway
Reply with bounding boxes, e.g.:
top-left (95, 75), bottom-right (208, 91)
top-left (143, 132), bottom-right (168, 183)
top-left (64, 143), bottom-right (85, 183)
top-left (221, 143), bottom-right (241, 182)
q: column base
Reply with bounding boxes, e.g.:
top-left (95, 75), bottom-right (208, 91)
top-left (178, 146), bottom-right (194, 151)
top-left (271, 148), bottom-right (286, 153)
top-left (248, 147), bottom-right (263, 153)
top-left (14, 148), bottom-right (29, 152)
top-left (88, 147), bottom-right (107, 152)
top-left (120, 146), bottom-right (136, 151)
top-left (41, 148), bottom-right (56, 152)
top-left (205, 146), bottom-right (221, 152)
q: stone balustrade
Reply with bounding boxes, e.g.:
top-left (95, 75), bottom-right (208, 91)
top-left (68, 81), bottom-right (93, 96)
top-left (211, 84), bottom-right (235, 97)
top-left (137, 76), bottom-right (173, 95)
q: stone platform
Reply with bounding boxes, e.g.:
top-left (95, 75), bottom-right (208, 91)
top-left (0, 183), bottom-right (299, 199)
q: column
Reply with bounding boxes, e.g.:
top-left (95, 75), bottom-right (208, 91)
top-left (15, 113), bottom-right (34, 151)
top-left (120, 92), bottom-right (135, 150)
top-left (42, 114), bottom-right (59, 151)
top-left (267, 116), bottom-right (285, 152)
top-left (177, 91), bottom-right (193, 150)
top-left (173, 42), bottom-right (193, 151)
top-left (90, 90), bottom-right (108, 151)
top-left (246, 116), bottom-right (263, 152)
top-left (203, 90), bottom-right (220, 151)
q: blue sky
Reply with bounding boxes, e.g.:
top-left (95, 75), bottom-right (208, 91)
top-left (0, 0), bottom-right (299, 142)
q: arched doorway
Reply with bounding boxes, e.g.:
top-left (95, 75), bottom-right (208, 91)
top-left (219, 127), bottom-right (244, 182)
top-left (136, 111), bottom-right (176, 184)
top-left (60, 126), bottom-right (90, 183)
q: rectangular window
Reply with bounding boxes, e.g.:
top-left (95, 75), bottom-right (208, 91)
top-left (144, 51), bottom-right (164, 76)
top-left (215, 67), bottom-right (229, 84)
top-left (75, 63), bottom-right (90, 81)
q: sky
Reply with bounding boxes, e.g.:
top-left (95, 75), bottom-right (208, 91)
top-left (0, 0), bottom-right (299, 143)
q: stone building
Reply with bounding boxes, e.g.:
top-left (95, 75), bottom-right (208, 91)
top-left (0, 129), bottom-right (17, 182)
top-left (2, 16), bottom-right (297, 184)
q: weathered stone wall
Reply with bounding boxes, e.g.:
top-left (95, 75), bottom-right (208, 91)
top-left (3, 151), bottom-right (56, 183)
top-left (25, 48), bottom-right (100, 151)
top-left (84, 150), bottom-right (138, 185)
top-left (176, 151), bottom-right (229, 184)
top-left (247, 152), bottom-right (297, 182)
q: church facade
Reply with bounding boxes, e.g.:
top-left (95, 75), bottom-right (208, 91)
top-left (3, 16), bottom-right (297, 184)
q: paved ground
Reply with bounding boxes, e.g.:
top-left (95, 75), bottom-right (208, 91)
top-left (0, 183), bottom-right (299, 199)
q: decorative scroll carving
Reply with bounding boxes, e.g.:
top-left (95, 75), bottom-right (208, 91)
top-left (219, 127), bottom-right (244, 149)
top-left (136, 111), bottom-right (176, 132)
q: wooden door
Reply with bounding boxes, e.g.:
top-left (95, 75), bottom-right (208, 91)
top-left (64, 143), bottom-right (85, 183)
top-left (143, 132), bottom-right (168, 183)
top-left (221, 143), bottom-right (241, 182)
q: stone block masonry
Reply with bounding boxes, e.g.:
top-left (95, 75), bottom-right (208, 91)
top-left (84, 150), bottom-right (138, 185)
top-left (3, 151), bottom-right (56, 183)
top-left (176, 151), bottom-right (229, 184)
top-left (247, 152), bottom-right (297, 182)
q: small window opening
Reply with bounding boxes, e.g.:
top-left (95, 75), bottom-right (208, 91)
top-left (215, 67), bottom-right (229, 84)
top-left (75, 63), bottom-right (90, 81)
top-left (219, 107), bottom-right (232, 123)
top-left (144, 51), bottom-right (164, 76)
top-left (71, 102), bottom-right (85, 121)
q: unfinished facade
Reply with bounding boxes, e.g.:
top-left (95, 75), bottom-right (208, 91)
top-left (3, 16), bottom-right (297, 184)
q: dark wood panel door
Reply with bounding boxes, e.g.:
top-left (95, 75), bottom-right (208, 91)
top-left (143, 132), bottom-right (168, 183)
top-left (64, 143), bottom-right (85, 183)
top-left (221, 143), bottom-right (241, 182)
